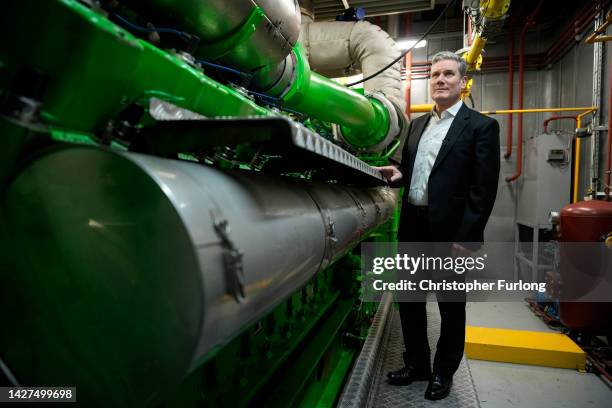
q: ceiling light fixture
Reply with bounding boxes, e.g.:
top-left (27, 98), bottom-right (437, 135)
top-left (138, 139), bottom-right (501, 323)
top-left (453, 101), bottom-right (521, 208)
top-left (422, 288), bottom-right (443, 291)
top-left (395, 39), bottom-right (427, 50)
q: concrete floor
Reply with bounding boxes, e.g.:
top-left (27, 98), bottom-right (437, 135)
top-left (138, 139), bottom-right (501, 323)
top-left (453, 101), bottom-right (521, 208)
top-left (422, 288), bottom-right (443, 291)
top-left (466, 302), bottom-right (611, 408)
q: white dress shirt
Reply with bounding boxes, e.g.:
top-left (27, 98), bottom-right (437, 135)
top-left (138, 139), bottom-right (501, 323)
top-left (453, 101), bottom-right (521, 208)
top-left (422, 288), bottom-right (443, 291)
top-left (408, 100), bottom-right (463, 206)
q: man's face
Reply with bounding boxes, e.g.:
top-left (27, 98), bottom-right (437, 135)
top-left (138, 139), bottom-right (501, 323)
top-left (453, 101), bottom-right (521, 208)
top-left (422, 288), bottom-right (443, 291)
top-left (429, 59), bottom-right (466, 107)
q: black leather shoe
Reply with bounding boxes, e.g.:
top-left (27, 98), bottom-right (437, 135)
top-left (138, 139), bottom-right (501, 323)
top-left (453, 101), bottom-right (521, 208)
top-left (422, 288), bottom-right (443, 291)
top-left (424, 374), bottom-right (453, 400)
top-left (387, 366), bottom-right (431, 385)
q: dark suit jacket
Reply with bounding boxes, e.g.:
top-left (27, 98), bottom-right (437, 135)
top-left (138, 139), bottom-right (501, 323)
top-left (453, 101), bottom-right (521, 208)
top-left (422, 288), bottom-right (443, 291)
top-left (397, 103), bottom-right (500, 244)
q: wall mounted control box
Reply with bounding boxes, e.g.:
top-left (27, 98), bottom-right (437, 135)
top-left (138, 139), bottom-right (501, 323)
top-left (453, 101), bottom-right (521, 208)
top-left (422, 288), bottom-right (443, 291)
top-left (547, 149), bottom-right (567, 163)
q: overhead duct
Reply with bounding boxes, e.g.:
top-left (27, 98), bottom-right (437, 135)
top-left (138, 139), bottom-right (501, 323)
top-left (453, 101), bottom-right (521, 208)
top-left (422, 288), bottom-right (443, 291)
top-left (298, 15), bottom-right (407, 156)
top-left (299, 20), bottom-right (405, 112)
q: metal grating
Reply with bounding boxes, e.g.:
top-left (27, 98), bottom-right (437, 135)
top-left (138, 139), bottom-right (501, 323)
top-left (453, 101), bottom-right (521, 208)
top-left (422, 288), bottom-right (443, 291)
top-left (366, 302), bottom-right (481, 407)
top-left (314, 0), bottom-right (436, 20)
top-left (337, 293), bottom-right (393, 408)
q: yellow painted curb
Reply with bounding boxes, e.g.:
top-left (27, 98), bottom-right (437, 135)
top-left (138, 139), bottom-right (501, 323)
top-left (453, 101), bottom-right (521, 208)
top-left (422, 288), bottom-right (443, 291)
top-left (466, 326), bottom-right (586, 371)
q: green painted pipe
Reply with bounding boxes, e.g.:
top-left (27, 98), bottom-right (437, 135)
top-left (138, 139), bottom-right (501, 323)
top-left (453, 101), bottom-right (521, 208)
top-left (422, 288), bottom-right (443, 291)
top-left (0, 0), bottom-right (271, 134)
top-left (3, 0), bottom-right (391, 152)
top-left (110, 0), bottom-right (394, 150)
top-left (281, 44), bottom-right (391, 150)
top-left (114, 1), bottom-right (392, 150)
top-left (288, 72), bottom-right (376, 128)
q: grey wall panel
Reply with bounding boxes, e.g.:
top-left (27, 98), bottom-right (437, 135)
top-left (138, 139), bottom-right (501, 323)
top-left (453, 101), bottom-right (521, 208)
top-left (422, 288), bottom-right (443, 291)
top-left (410, 79), bottom-right (429, 105)
top-left (493, 31), bottom-right (594, 236)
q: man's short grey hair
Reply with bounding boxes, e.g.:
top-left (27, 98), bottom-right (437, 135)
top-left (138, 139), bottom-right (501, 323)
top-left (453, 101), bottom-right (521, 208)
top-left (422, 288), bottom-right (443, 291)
top-left (431, 51), bottom-right (467, 77)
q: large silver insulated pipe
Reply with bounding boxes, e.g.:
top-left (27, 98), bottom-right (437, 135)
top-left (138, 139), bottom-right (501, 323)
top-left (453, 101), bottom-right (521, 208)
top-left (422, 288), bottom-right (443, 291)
top-left (0, 146), bottom-right (396, 405)
top-left (120, 0), bottom-right (302, 71)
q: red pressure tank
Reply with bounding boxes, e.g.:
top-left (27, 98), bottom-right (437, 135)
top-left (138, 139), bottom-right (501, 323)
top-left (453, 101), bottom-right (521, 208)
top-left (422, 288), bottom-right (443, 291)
top-left (558, 200), bottom-right (612, 332)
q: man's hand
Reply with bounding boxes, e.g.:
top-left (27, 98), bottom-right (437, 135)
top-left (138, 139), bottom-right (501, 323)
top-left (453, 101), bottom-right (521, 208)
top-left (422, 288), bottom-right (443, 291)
top-left (374, 166), bottom-right (403, 183)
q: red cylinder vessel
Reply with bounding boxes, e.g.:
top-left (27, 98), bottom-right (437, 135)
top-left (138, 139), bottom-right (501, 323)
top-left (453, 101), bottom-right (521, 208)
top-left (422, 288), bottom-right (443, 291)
top-left (558, 200), bottom-right (612, 332)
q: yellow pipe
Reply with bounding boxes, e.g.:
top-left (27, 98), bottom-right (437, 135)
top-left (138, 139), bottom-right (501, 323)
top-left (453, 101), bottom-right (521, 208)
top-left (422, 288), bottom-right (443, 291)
top-left (463, 1), bottom-right (508, 72)
top-left (464, 33), bottom-right (487, 69)
top-left (410, 104), bottom-right (434, 113)
top-left (408, 103), bottom-right (596, 203)
top-left (481, 107), bottom-right (597, 115)
top-left (572, 108), bottom-right (597, 203)
top-left (480, 0), bottom-right (511, 19)
top-left (576, 108), bottom-right (596, 128)
top-left (573, 139), bottom-right (581, 203)
top-left (585, 10), bottom-right (612, 44)
top-left (586, 34), bottom-right (612, 43)
top-left (410, 105), bottom-right (597, 115)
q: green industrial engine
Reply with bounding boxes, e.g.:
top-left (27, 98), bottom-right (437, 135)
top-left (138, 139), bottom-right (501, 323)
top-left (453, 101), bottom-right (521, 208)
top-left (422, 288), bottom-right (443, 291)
top-left (0, 1), bottom-right (405, 406)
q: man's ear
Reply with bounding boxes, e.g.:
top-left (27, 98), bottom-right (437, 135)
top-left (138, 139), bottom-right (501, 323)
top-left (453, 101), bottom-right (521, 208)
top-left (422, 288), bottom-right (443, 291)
top-left (460, 76), bottom-right (468, 89)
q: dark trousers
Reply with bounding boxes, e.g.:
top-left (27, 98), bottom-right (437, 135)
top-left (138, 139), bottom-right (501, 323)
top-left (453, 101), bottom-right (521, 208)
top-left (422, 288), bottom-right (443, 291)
top-left (397, 204), bottom-right (466, 376)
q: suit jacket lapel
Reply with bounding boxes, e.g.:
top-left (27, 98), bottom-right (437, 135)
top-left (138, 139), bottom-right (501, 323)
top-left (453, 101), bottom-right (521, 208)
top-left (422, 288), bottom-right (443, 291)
top-left (431, 103), bottom-right (470, 174)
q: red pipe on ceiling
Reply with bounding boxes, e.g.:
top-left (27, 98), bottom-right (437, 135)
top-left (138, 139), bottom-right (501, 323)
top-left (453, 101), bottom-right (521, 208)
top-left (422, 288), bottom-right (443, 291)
top-left (544, 1), bottom-right (602, 65)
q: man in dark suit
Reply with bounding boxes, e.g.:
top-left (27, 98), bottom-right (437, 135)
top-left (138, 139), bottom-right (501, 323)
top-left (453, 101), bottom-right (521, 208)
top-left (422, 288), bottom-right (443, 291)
top-left (376, 51), bottom-right (500, 400)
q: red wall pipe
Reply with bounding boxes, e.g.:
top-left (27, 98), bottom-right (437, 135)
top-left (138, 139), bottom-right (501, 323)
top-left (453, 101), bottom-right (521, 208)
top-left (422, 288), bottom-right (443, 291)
top-left (505, 31), bottom-right (514, 159)
top-left (506, 0), bottom-right (545, 182)
top-left (505, 23), bottom-right (531, 182)
top-left (404, 13), bottom-right (412, 119)
top-left (410, 1), bottom-right (606, 78)
top-left (543, 116), bottom-right (578, 134)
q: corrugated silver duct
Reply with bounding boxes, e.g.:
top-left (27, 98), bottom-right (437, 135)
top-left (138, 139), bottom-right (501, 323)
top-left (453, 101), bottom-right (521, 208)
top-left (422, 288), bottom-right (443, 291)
top-left (297, 4), bottom-right (409, 156)
top-left (299, 19), bottom-right (406, 116)
top-left (1, 146), bottom-right (397, 375)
